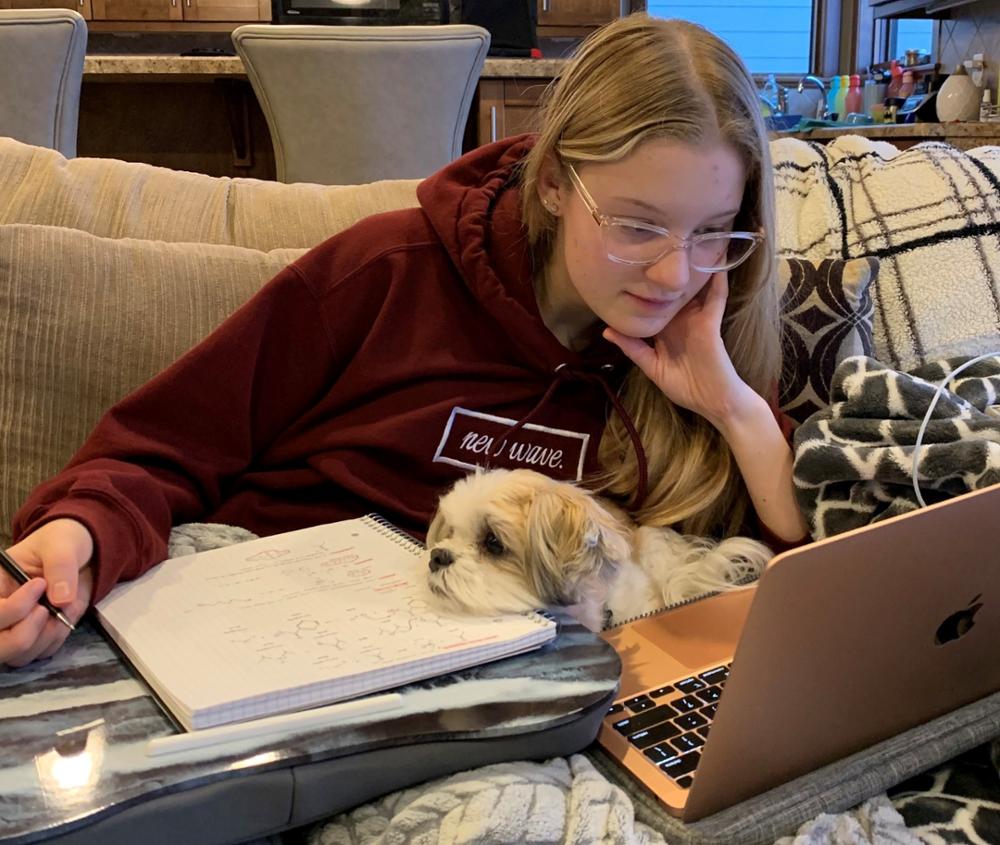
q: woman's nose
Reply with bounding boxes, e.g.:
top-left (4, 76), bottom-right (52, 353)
top-left (644, 244), bottom-right (690, 291)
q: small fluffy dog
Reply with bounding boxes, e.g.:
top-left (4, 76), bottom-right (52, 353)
top-left (425, 468), bottom-right (772, 631)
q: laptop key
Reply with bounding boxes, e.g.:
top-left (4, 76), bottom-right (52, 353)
top-left (695, 686), bottom-right (722, 704)
top-left (659, 751), bottom-right (700, 779)
top-left (695, 725), bottom-right (710, 739)
top-left (612, 703), bottom-right (679, 735)
top-left (624, 695), bottom-right (656, 712)
top-left (628, 720), bottom-right (682, 748)
top-left (670, 732), bottom-right (705, 753)
top-left (700, 702), bottom-right (718, 719)
top-left (699, 666), bottom-right (729, 685)
top-left (676, 775), bottom-right (694, 789)
top-left (670, 694), bottom-right (701, 713)
top-left (674, 711), bottom-right (707, 731)
top-left (607, 703), bottom-right (625, 716)
top-left (674, 676), bottom-right (706, 694)
top-left (642, 742), bottom-right (675, 764)
top-left (649, 685), bottom-right (675, 698)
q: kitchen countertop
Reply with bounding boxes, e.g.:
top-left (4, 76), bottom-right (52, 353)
top-left (83, 54), bottom-right (566, 78)
top-left (781, 121), bottom-right (1000, 141)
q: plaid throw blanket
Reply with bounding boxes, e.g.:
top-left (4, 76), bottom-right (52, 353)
top-left (772, 136), bottom-right (1000, 372)
top-left (793, 354), bottom-right (1000, 539)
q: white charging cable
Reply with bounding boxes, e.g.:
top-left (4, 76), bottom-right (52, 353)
top-left (911, 350), bottom-right (1000, 508)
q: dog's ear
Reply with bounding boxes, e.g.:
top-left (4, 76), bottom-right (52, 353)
top-left (524, 484), bottom-right (630, 604)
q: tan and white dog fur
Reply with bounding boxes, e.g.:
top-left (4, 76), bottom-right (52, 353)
top-left (425, 468), bottom-right (772, 631)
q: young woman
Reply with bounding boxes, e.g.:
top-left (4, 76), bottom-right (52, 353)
top-left (0, 14), bottom-right (807, 667)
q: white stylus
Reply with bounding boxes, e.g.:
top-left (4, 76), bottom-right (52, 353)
top-left (145, 692), bottom-right (404, 757)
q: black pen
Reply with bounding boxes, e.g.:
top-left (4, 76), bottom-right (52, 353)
top-left (0, 549), bottom-right (76, 631)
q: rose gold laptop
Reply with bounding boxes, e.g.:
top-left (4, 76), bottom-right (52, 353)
top-left (597, 482), bottom-right (1000, 821)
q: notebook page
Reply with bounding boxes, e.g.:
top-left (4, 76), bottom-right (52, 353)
top-left (96, 518), bottom-right (553, 727)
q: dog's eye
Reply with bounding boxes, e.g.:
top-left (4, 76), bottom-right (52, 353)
top-left (482, 530), bottom-right (505, 556)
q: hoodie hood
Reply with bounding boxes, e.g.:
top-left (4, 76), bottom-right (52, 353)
top-left (417, 134), bottom-right (626, 375)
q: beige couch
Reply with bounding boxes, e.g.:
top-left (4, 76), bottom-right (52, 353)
top-left (0, 137), bottom-right (422, 547)
top-left (2, 134), bottom-right (1000, 550)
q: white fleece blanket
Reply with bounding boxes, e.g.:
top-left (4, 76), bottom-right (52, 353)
top-left (304, 755), bottom-right (918, 845)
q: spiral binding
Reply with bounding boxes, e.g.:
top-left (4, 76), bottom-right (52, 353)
top-left (602, 571), bottom-right (759, 630)
top-left (361, 513), bottom-right (425, 553)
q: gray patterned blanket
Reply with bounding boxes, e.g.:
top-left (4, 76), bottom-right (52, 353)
top-left (793, 354), bottom-right (1000, 539)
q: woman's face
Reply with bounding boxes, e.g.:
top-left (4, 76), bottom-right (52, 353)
top-left (543, 138), bottom-right (748, 344)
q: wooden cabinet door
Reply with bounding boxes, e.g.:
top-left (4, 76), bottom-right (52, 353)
top-left (537, 0), bottom-right (621, 28)
top-left (91, 0), bottom-right (182, 20)
top-left (477, 79), bottom-right (549, 147)
top-left (1, 0), bottom-right (92, 17)
top-left (183, 0), bottom-right (270, 21)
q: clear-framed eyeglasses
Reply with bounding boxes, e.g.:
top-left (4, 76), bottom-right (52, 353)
top-left (564, 164), bottom-right (764, 273)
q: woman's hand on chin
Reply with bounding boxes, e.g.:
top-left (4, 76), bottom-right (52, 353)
top-left (603, 272), bottom-right (758, 428)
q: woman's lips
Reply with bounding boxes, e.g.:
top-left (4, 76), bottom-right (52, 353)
top-left (626, 291), bottom-right (683, 309)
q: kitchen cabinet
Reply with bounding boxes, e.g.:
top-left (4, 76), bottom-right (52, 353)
top-left (0, 0), bottom-right (92, 18)
top-left (179, 0), bottom-right (270, 21)
top-left (537, 0), bottom-right (624, 32)
top-left (91, 0), bottom-right (181, 20)
top-left (89, 0), bottom-right (268, 25)
top-left (868, 0), bottom-right (978, 18)
top-left (476, 78), bottom-right (551, 147)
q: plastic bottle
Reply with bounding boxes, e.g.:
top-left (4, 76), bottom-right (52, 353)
top-left (981, 88), bottom-right (994, 123)
top-left (826, 75), bottom-right (841, 119)
top-left (845, 74), bottom-right (864, 115)
top-left (898, 70), bottom-right (916, 100)
top-left (835, 75), bottom-right (850, 119)
top-left (762, 72), bottom-right (780, 112)
top-left (886, 63), bottom-right (903, 99)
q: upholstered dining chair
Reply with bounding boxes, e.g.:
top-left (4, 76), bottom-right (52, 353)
top-left (232, 24), bottom-right (490, 185)
top-left (0, 8), bottom-right (87, 158)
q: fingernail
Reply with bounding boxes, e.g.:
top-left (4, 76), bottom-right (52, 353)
top-left (51, 581), bottom-right (71, 603)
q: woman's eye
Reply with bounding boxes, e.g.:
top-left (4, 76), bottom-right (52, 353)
top-left (483, 531), bottom-right (505, 556)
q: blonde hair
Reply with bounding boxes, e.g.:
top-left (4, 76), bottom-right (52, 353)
top-left (519, 14), bottom-right (780, 537)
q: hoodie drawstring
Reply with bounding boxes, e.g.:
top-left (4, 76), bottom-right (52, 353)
top-left (487, 364), bottom-right (649, 508)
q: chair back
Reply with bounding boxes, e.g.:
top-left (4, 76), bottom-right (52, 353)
top-left (232, 24), bottom-right (490, 185)
top-left (0, 9), bottom-right (87, 158)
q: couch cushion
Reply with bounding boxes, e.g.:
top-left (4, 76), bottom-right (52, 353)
top-left (0, 222), bottom-right (307, 543)
top-left (0, 137), bottom-right (421, 252)
top-left (772, 135), bottom-right (1000, 372)
top-left (778, 257), bottom-right (878, 425)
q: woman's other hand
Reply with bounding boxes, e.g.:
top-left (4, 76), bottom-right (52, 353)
top-left (1, 519), bottom-right (94, 667)
top-left (603, 271), bottom-right (757, 427)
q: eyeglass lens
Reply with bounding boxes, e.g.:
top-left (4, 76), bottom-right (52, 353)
top-left (603, 225), bottom-right (758, 271)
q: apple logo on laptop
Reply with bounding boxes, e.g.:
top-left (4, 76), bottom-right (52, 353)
top-left (935, 594), bottom-right (984, 646)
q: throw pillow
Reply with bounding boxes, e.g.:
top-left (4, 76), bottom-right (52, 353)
top-left (0, 223), bottom-right (306, 544)
top-left (778, 256), bottom-right (878, 424)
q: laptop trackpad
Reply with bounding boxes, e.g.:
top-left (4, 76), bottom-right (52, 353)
top-left (601, 587), bottom-right (755, 699)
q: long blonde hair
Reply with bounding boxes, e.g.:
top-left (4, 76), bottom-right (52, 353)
top-left (519, 14), bottom-right (780, 537)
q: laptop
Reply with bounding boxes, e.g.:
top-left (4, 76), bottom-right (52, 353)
top-left (597, 482), bottom-right (1000, 821)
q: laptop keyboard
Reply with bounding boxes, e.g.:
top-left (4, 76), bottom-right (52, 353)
top-left (604, 663), bottom-right (730, 789)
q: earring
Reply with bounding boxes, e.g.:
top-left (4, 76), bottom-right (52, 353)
top-left (545, 201), bottom-right (559, 215)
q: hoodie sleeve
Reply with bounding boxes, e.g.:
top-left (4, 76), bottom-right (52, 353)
top-left (12, 263), bottom-right (340, 603)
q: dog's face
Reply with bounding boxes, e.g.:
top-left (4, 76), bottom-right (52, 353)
top-left (425, 469), bottom-right (630, 616)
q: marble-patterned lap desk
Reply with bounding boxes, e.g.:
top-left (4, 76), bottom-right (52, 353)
top-left (0, 616), bottom-right (618, 844)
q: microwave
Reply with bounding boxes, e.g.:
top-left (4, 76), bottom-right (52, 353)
top-left (272, 0), bottom-right (450, 25)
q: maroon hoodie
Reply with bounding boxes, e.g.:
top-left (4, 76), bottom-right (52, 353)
top-left (14, 135), bottom-right (648, 602)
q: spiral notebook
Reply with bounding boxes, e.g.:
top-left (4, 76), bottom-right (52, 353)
top-left (95, 516), bottom-right (556, 731)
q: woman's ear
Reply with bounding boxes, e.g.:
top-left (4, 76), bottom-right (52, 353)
top-left (536, 151), bottom-right (568, 216)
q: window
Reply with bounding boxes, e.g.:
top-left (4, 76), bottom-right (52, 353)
top-left (889, 18), bottom-right (934, 62)
top-left (647, 1), bottom-right (814, 74)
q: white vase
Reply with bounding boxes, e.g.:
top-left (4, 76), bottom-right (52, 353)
top-left (936, 65), bottom-right (981, 122)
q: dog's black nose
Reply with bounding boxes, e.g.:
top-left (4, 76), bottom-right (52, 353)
top-left (428, 548), bottom-right (454, 572)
